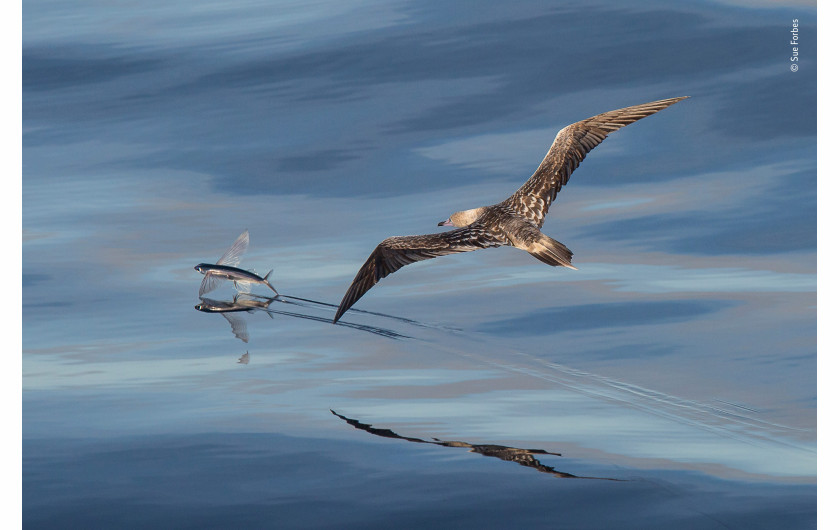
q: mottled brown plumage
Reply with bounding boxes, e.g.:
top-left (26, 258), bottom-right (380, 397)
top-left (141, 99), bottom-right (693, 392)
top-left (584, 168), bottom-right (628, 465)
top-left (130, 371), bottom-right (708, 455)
top-left (333, 97), bottom-right (688, 323)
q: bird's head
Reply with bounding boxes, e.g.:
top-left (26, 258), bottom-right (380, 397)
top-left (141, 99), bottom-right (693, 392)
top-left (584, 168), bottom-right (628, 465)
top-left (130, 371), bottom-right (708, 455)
top-left (438, 207), bottom-right (488, 228)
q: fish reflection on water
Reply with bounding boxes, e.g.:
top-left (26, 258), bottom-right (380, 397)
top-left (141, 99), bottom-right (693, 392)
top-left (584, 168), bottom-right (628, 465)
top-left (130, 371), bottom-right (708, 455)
top-left (195, 295), bottom-right (280, 343)
top-left (195, 230), bottom-right (279, 297)
top-left (194, 293), bottom-right (412, 340)
top-left (194, 294), bottom-right (281, 314)
top-left (331, 410), bottom-right (621, 481)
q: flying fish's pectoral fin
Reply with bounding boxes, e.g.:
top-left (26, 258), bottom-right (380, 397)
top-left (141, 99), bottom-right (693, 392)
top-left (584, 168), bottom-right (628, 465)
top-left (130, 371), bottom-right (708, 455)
top-left (217, 230), bottom-right (250, 267)
top-left (199, 273), bottom-right (222, 297)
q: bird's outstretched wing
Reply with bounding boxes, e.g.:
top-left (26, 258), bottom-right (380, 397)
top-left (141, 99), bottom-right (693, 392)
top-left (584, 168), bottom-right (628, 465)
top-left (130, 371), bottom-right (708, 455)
top-left (506, 96), bottom-right (688, 227)
top-left (333, 225), bottom-right (503, 323)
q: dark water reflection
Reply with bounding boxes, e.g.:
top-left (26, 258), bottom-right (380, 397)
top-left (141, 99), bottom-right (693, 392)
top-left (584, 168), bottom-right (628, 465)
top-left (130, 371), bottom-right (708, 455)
top-left (331, 409), bottom-right (622, 481)
top-left (24, 0), bottom-right (816, 527)
top-left (23, 431), bottom-right (815, 530)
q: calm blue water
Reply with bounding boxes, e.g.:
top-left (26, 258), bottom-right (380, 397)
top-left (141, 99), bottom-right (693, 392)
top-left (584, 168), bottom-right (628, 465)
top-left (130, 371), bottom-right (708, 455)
top-left (23, 0), bottom-right (817, 528)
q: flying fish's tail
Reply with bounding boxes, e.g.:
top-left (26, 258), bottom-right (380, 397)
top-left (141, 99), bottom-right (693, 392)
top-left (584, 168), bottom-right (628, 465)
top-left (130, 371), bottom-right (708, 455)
top-left (263, 269), bottom-right (279, 295)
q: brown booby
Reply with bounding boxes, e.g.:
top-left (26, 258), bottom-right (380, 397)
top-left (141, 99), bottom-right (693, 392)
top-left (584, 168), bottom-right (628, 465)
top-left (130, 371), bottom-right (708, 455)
top-left (333, 97), bottom-right (688, 323)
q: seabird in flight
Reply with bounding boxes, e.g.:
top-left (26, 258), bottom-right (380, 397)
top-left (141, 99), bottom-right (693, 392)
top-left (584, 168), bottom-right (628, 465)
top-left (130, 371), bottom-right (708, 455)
top-left (333, 97), bottom-right (689, 323)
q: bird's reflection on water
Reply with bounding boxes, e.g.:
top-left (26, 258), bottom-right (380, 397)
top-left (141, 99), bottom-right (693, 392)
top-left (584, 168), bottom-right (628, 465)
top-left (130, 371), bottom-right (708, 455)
top-left (331, 410), bottom-right (622, 481)
top-left (194, 293), bottom-right (412, 341)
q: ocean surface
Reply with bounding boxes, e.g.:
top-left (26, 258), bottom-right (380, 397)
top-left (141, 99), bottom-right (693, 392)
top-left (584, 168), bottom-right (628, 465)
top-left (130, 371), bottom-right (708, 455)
top-left (23, 0), bottom-right (817, 528)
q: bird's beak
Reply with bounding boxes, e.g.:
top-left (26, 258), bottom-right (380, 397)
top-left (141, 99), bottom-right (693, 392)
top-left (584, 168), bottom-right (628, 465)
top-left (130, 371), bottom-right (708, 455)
top-left (438, 219), bottom-right (454, 227)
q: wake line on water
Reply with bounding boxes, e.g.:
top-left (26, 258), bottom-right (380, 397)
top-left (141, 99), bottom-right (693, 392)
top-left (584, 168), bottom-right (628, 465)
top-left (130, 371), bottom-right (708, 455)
top-left (329, 306), bottom-right (815, 454)
top-left (247, 293), bottom-right (461, 333)
top-left (264, 307), bottom-right (410, 340)
top-left (252, 294), bottom-right (812, 454)
top-left (445, 344), bottom-right (813, 454)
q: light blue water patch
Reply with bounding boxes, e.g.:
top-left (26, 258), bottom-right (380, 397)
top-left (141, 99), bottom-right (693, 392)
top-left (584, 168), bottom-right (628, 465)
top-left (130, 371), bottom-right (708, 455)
top-left (580, 197), bottom-right (655, 211)
top-left (589, 263), bottom-right (816, 293)
top-left (434, 262), bottom-right (815, 294)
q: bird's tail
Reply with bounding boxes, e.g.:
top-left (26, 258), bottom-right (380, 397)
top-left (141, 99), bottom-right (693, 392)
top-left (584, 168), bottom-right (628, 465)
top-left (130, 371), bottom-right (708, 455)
top-left (263, 269), bottom-right (280, 295)
top-left (527, 234), bottom-right (577, 270)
